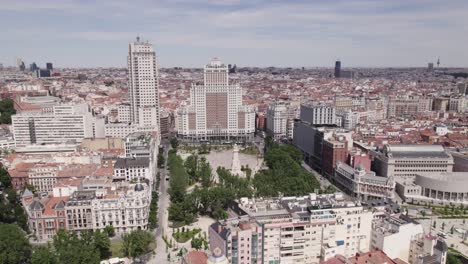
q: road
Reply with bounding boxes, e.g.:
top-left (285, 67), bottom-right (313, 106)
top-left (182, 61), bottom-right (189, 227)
top-left (153, 141), bottom-right (171, 263)
top-left (302, 162), bottom-right (332, 188)
top-left (418, 218), bottom-right (468, 257)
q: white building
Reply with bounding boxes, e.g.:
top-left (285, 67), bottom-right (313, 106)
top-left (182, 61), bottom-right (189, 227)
top-left (117, 103), bottom-right (131, 123)
top-left (12, 103), bottom-right (105, 146)
top-left (266, 101), bottom-right (297, 140)
top-left (177, 58), bottom-right (255, 142)
top-left (128, 37), bottom-right (160, 130)
top-left (300, 103), bottom-right (336, 126)
top-left (371, 145), bottom-right (454, 183)
top-left (113, 157), bottom-right (151, 183)
top-left (65, 181), bottom-right (151, 234)
top-left (334, 162), bottom-right (396, 200)
top-left (227, 193), bottom-right (375, 264)
top-left (371, 215), bottom-right (424, 262)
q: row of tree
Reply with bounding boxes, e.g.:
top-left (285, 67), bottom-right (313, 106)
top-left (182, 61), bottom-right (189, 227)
top-left (0, 222), bottom-right (154, 264)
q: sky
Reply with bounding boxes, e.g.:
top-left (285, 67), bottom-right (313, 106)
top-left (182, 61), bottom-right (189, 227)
top-left (0, 0), bottom-right (467, 68)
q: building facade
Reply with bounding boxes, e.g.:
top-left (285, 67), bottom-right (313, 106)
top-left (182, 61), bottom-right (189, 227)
top-left (128, 37), bottom-right (160, 130)
top-left (113, 157), bottom-right (151, 182)
top-left (211, 194), bottom-right (375, 264)
top-left (387, 96), bottom-right (432, 118)
top-left (177, 58), bottom-right (255, 142)
top-left (300, 103), bottom-right (336, 126)
top-left (266, 101), bottom-right (297, 140)
top-left (23, 181), bottom-right (151, 242)
top-left (371, 144), bottom-right (454, 183)
top-left (12, 103), bottom-right (104, 146)
top-left (334, 162), bottom-right (395, 200)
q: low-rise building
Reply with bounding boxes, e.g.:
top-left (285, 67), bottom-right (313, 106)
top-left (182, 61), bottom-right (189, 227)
top-left (371, 145), bottom-right (454, 183)
top-left (371, 215), bottom-right (424, 262)
top-left (113, 157), bottom-right (151, 182)
top-left (334, 162), bottom-right (395, 200)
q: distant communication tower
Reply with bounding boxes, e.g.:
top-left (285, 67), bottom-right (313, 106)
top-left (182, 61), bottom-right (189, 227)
top-left (437, 57), bottom-right (440, 67)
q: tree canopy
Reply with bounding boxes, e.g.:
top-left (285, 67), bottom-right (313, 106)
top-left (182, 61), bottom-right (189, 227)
top-left (31, 245), bottom-right (59, 264)
top-left (0, 223), bottom-right (31, 264)
top-left (0, 99), bottom-right (15, 124)
top-left (254, 144), bottom-right (320, 197)
top-left (0, 166), bottom-right (29, 231)
top-left (121, 229), bottom-right (154, 258)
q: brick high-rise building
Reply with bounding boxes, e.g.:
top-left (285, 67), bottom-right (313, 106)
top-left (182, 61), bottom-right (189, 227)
top-left (322, 136), bottom-right (348, 178)
top-left (177, 58), bottom-right (255, 142)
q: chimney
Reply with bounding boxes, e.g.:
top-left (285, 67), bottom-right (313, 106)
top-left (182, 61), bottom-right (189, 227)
top-left (217, 224), bottom-right (222, 234)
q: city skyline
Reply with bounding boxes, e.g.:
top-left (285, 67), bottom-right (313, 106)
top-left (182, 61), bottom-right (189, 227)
top-left (1, 0), bottom-right (468, 68)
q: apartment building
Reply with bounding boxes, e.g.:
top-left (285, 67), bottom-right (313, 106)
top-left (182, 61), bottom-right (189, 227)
top-left (211, 193), bottom-right (375, 264)
top-left (387, 95), bottom-right (432, 118)
top-left (209, 220), bottom-right (263, 264)
top-left (266, 101), bottom-right (297, 140)
top-left (371, 215), bottom-right (424, 262)
top-left (113, 157), bottom-right (151, 182)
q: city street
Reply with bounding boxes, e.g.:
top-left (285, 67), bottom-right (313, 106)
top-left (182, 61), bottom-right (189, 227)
top-left (153, 141), bottom-right (171, 263)
top-left (418, 218), bottom-right (468, 257)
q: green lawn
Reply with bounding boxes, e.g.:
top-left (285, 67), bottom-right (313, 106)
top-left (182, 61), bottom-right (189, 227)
top-left (110, 240), bottom-right (124, 258)
top-left (173, 228), bottom-right (201, 243)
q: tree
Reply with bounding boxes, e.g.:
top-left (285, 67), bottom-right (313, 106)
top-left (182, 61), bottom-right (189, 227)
top-left (31, 245), bottom-right (59, 264)
top-left (199, 144), bottom-right (210, 154)
top-left (254, 144), bottom-right (320, 197)
top-left (53, 230), bottom-right (101, 264)
top-left (168, 152), bottom-right (189, 203)
top-left (198, 157), bottom-right (213, 188)
top-left (157, 152), bottom-right (165, 168)
top-left (0, 223), bottom-right (31, 264)
top-left (104, 225), bottom-right (116, 237)
top-left (122, 229), bottom-right (154, 258)
top-left (0, 166), bottom-right (11, 189)
top-left (184, 155), bottom-right (199, 181)
top-left (0, 99), bottom-right (16, 124)
top-left (93, 230), bottom-right (111, 260)
top-left (170, 138), bottom-right (179, 150)
top-left (447, 254), bottom-right (461, 264)
top-left (191, 237), bottom-right (203, 250)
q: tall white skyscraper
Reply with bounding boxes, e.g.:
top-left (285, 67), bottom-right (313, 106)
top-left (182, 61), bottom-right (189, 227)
top-left (177, 57), bottom-right (255, 142)
top-left (127, 37), bottom-right (160, 130)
